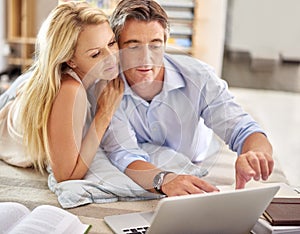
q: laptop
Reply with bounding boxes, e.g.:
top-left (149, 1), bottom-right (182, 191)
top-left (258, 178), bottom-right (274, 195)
top-left (104, 185), bottom-right (280, 234)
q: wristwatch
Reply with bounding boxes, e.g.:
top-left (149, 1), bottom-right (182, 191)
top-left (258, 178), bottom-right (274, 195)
top-left (153, 171), bottom-right (173, 195)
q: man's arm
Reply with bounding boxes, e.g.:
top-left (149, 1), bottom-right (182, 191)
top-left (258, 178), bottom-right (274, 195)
top-left (125, 160), bottom-right (219, 196)
top-left (235, 132), bottom-right (274, 189)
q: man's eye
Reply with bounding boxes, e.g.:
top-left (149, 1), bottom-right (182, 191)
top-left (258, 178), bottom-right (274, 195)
top-left (149, 44), bottom-right (162, 50)
top-left (149, 41), bottom-right (163, 50)
top-left (128, 44), bottom-right (140, 49)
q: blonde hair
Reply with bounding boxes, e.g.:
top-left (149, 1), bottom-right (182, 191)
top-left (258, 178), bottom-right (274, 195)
top-left (18, 1), bottom-right (108, 173)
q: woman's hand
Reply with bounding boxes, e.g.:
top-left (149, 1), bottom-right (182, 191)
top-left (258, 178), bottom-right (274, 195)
top-left (97, 77), bottom-right (124, 117)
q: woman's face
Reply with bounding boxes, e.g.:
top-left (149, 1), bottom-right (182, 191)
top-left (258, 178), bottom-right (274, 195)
top-left (70, 22), bottom-right (119, 87)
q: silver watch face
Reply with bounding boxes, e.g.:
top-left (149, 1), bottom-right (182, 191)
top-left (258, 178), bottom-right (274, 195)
top-left (153, 171), bottom-right (170, 190)
top-left (153, 172), bottom-right (164, 190)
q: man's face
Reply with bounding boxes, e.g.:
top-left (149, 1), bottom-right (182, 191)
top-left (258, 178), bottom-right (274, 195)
top-left (118, 19), bottom-right (165, 88)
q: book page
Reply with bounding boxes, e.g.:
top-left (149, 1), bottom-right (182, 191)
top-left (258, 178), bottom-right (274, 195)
top-left (8, 205), bottom-right (90, 234)
top-left (257, 217), bottom-right (300, 232)
top-left (0, 202), bottom-right (30, 233)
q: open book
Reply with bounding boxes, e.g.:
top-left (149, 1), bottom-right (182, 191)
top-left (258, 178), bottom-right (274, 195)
top-left (0, 202), bottom-right (91, 234)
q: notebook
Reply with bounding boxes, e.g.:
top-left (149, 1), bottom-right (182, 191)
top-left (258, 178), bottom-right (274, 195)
top-left (263, 197), bottom-right (300, 226)
top-left (104, 185), bottom-right (280, 234)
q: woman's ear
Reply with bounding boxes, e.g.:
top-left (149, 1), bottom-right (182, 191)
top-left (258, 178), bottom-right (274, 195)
top-left (67, 59), bottom-right (77, 69)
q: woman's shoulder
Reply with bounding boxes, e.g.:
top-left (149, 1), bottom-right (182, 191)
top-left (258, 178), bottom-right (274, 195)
top-left (55, 74), bottom-right (87, 104)
top-left (61, 73), bottom-right (81, 85)
top-left (60, 73), bottom-right (85, 91)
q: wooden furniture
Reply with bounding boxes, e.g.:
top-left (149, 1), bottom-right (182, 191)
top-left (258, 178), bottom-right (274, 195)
top-left (6, 0), bottom-right (36, 71)
top-left (192, 0), bottom-right (227, 76)
top-left (158, 0), bottom-right (195, 56)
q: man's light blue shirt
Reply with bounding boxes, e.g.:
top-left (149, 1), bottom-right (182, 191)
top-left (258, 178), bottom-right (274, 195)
top-left (101, 54), bottom-right (265, 172)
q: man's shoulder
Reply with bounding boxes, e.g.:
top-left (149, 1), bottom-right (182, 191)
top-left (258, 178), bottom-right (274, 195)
top-left (164, 54), bottom-right (217, 84)
top-left (164, 53), bottom-right (215, 74)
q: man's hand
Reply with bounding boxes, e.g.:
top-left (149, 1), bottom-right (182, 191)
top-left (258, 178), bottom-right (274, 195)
top-left (125, 160), bottom-right (219, 196)
top-left (235, 132), bottom-right (274, 189)
top-left (161, 174), bottom-right (219, 196)
top-left (235, 151), bottom-right (274, 189)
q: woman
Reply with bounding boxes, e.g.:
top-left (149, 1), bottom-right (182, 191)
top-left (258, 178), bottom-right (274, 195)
top-left (0, 1), bottom-right (124, 182)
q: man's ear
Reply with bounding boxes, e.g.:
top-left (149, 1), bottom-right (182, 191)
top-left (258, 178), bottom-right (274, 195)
top-left (67, 59), bottom-right (77, 68)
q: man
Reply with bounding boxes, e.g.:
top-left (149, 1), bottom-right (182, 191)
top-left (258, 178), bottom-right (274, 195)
top-left (101, 0), bottom-right (274, 196)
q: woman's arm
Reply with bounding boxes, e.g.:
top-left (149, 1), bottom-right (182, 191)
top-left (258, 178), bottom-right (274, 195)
top-left (48, 76), bottom-right (123, 182)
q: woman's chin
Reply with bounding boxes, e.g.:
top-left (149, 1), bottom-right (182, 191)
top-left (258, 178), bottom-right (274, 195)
top-left (103, 69), bottom-right (119, 81)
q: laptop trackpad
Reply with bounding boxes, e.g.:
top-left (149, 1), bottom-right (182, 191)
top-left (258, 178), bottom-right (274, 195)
top-left (104, 211), bottom-right (155, 234)
top-left (140, 211), bottom-right (154, 223)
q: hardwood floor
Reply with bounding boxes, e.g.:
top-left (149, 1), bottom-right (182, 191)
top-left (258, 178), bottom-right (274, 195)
top-left (222, 51), bottom-right (300, 93)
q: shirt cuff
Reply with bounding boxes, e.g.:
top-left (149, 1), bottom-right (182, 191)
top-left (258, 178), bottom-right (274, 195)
top-left (108, 151), bottom-right (149, 172)
top-left (229, 115), bottom-right (266, 155)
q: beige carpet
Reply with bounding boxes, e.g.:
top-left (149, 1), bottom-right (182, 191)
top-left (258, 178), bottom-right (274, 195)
top-left (230, 87), bottom-right (300, 187)
top-left (0, 139), bottom-right (288, 234)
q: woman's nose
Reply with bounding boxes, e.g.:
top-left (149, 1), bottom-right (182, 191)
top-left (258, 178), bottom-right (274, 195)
top-left (103, 48), bottom-right (118, 63)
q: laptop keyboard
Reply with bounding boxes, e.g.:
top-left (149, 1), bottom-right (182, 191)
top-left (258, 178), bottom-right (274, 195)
top-left (122, 226), bottom-right (149, 234)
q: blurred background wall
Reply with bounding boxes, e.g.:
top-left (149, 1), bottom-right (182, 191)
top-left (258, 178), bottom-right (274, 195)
top-left (226, 0), bottom-right (300, 62)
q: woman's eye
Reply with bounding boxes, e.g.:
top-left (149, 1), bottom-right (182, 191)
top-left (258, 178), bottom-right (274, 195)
top-left (108, 41), bottom-right (117, 47)
top-left (92, 51), bottom-right (100, 58)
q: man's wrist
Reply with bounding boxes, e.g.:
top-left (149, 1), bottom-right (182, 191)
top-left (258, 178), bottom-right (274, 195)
top-left (153, 171), bottom-right (174, 195)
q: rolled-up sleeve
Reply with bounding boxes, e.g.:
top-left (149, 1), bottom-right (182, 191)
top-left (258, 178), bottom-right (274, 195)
top-left (228, 115), bottom-right (266, 155)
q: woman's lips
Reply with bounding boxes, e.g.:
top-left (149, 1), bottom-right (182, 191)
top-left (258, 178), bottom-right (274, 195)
top-left (104, 65), bottom-right (118, 72)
